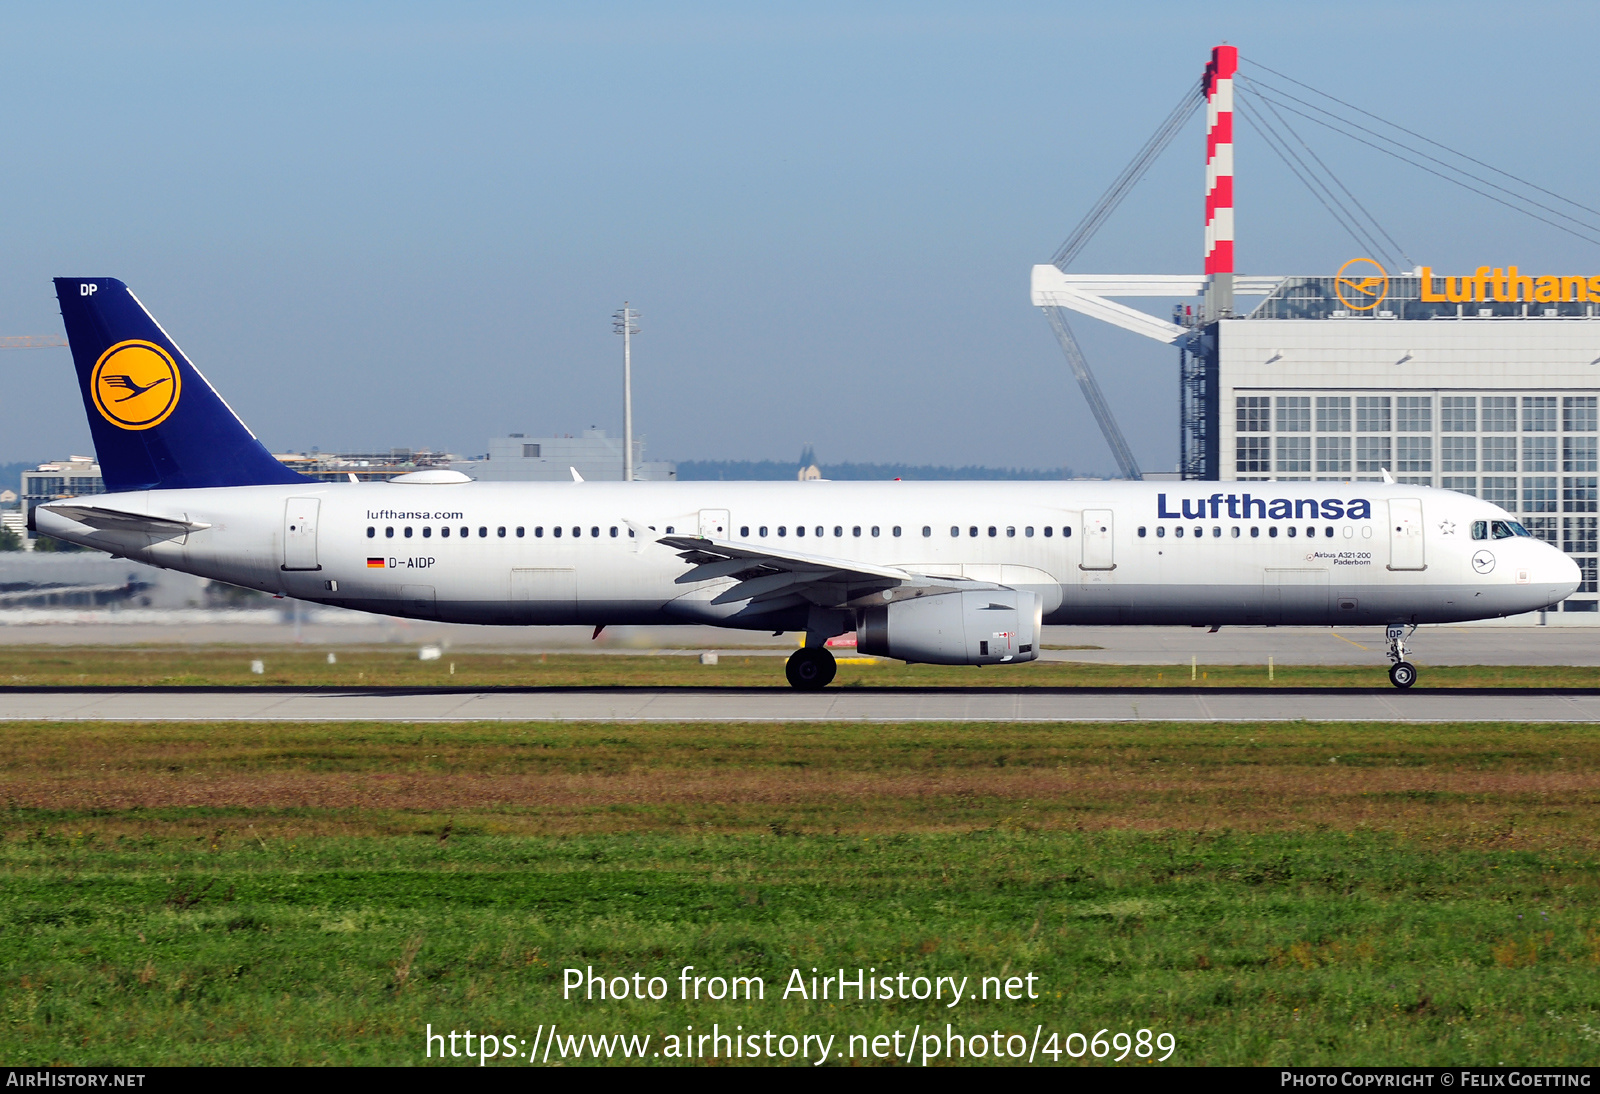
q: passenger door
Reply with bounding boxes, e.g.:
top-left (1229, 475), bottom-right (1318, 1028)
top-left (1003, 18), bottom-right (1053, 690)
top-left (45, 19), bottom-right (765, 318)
top-left (281, 498), bottom-right (321, 571)
top-left (1080, 510), bottom-right (1115, 570)
top-left (1387, 498), bottom-right (1426, 571)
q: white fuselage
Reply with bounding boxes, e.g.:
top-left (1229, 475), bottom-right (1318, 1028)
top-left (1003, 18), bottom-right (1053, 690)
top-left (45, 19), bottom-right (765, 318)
top-left (35, 479), bottom-right (1579, 633)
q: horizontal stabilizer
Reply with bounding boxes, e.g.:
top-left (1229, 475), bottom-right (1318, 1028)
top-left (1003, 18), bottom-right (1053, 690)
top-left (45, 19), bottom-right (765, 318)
top-left (42, 503), bottom-right (210, 536)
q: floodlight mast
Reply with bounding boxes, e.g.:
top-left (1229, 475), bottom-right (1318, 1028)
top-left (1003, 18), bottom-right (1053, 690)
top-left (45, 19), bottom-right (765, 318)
top-left (612, 303), bottom-right (640, 481)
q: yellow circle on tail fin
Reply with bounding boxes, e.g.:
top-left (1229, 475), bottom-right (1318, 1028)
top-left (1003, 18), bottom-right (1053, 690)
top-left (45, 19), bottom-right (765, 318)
top-left (91, 340), bottom-right (181, 430)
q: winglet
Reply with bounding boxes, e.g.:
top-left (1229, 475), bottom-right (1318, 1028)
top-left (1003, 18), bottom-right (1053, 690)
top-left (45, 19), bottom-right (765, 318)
top-left (570, 466), bottom-right (584, 482)
top-left (1380, 466), bottom-right (1396, 484)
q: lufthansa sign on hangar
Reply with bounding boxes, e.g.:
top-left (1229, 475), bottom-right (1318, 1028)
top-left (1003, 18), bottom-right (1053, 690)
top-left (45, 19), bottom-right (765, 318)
top-left (1215, 262), bottom-right (1600, 618)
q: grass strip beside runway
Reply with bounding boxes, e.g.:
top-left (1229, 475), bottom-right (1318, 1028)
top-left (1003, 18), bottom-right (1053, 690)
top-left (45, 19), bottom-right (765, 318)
top-left (4, 647), bottom-right (1600, 688)
top-left (2, 719), bottom-right (1597, 1066)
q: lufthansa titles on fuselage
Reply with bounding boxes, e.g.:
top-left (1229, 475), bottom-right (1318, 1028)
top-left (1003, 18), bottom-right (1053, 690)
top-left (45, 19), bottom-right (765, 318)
top-left (1156, 492), bottom-right (1372, 522)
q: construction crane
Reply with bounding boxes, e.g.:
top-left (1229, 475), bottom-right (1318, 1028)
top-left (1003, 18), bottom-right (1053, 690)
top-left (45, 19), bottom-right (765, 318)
top-left (1042, 81), bottom-right (1203, 481)
top-left (0, 335), bottom-right (67, 349)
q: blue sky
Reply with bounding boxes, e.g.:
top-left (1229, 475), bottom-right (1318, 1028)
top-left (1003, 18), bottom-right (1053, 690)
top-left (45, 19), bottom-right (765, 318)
top-left (2, 2), bottom-right (1596, 472)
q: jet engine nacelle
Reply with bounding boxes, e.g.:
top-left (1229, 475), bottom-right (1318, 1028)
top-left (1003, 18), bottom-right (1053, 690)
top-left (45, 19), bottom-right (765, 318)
top-left (857, 589), bottom-right (1041, 666)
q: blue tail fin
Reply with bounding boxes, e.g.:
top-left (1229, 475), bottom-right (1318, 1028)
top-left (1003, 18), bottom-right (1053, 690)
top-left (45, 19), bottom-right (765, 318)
top-left (54, 278), bottom-right (307, 492)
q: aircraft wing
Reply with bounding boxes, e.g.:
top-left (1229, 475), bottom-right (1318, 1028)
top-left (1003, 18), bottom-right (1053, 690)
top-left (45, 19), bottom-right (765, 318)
top-left (656, 534), bottom-right (965, 608)
top-left (41, 504), bottom-right (210, 537)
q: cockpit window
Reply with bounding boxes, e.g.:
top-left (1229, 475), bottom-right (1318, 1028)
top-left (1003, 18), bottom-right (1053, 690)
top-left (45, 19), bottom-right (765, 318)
top-left (1491, 520), bottom-right (1516, 539)
top-left (1509, 521), bottom-right (1532, 537)
top-left (1471, 521), bottom-right (1487, 541)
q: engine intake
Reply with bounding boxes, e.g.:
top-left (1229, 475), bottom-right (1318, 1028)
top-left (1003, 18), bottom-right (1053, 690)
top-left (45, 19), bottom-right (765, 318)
top-left (857, 589), bottom-right (1041, 666)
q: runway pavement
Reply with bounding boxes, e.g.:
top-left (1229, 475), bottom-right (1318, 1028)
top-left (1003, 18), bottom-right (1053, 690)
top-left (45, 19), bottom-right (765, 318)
top-left (7, 685), bottom-right (1600, 722)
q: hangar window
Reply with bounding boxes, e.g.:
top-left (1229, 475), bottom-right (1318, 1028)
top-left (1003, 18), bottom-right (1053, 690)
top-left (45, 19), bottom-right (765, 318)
top-left (1523, 477), bottom-right (1558, 513)
top-left (1442, 437), bottom-right (1477, 472)
top-left (1277, 436), bottom-right (1311, 473)
top-left (1524, 436), bottom-right (1557, 472)
top-left (1523, 396), bottom-right (1558, 432)
top-left (404, 527), bottom-right (413, 538)
top-left (1137, 526), bottom-right (1146, 538)
top-left (1563, 516), bottom-right (1597, 553)
top-left (1565, 477), bottom-right (1598, 512)
top-left (1481, 438), bottom-right (1516, 472)
top-left (422, 527), bottom-right (431, 538)
top-left (1564, 436), bottom-right (1598, 473)
top-left (366, 527), bottom-right (374, 538)
top-left (1356, 436), bottom-right (1392, 474)
top-left (1316, 436), bottom-right (1351, 474)
top-left (1316, 396), bottom-right (1351, 432)
top-left (1236, 437), bottom-right (1270, 475)
top-left (1397, 437), bottom-right (1433, 473)
top-left (1236, 396), bottom-right (1270, 433)
top-left (1275, 396), bottom-right (1310, 432)
top-left (1565, 396), bottom-right (1598, 432)
top-left (1356, 396), bottom-right (1391, 433)
top-left (1398, 396), bottom-right (1432, 432)
top-left (1441, 396), bottom-right (1476, 432)
top-left (1482, 397), bottom-right (1518, 433)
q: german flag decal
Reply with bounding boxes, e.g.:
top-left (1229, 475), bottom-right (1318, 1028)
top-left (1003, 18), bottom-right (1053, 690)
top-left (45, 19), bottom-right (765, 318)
top-left (366, 557), bottom-right (385, 569)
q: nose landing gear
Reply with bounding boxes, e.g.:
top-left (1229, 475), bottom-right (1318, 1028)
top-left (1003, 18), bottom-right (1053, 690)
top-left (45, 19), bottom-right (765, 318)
top-left (1385, 624), bottom-right (1417, 689)
top-left (786, 646), bottom-right (837, 689)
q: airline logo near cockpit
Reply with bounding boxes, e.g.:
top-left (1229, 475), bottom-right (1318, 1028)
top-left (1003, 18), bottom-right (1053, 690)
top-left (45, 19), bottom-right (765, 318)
top-left (1157, 493), bottom-right (1373, 521)
top-left (90, 339), bottom-right (181, 431)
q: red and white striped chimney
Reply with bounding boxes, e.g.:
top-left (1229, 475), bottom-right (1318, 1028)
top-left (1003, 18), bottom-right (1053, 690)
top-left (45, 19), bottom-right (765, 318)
top-left (1203, 44), bottom-right (1237, 316)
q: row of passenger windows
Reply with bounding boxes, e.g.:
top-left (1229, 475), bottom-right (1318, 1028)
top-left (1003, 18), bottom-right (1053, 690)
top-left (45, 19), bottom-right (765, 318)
top-left (367, 525), bottom-right (627, 539)
top-left (737, 525), bottom-right (1073, 539)
top-left (1137, 524), bottom-right (1367, 540)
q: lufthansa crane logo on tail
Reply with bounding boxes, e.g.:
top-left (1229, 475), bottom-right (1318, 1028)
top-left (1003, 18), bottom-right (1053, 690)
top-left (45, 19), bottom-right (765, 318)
top-left (1334, 258), bottom-right (1389, 312)
top-left (91, 340), bottom-right (181, 430)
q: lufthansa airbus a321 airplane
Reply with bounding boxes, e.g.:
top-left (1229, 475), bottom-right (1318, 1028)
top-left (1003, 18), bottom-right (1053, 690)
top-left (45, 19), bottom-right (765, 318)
top-left (32, 278), bottom-right (1580, 689)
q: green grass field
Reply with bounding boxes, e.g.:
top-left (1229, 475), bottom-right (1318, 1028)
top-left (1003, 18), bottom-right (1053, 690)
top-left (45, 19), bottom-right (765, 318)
top-left (2, 718), bottom-right (1598, 1066)
top-left (5, 645), bottom-right (1600, 689)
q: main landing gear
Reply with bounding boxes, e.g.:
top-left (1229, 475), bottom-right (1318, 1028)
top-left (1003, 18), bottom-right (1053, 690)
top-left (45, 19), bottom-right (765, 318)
top-left (1385, 623), bottom-right (1417, 689)
top-left (786, 646), bottom-right (837, 690)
